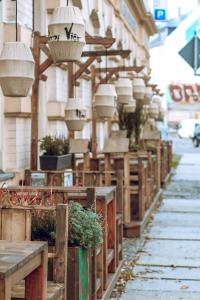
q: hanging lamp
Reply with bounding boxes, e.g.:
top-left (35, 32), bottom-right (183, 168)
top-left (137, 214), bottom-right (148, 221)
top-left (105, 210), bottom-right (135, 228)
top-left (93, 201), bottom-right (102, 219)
top-left (0, 42), bottom-right (35, 97)
top-left (48, 5), bottom-right (85, 62)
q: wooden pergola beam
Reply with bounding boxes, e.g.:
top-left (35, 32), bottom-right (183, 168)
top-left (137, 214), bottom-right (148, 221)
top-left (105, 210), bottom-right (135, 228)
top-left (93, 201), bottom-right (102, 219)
top-left (85, 36), bottom-right (115, 48)
top-left (81, 49), bottom-right (131, 58)
top-left (73, 57), bottom-right (97, 84)
top-left (95, 66), bottom-right (144, 73)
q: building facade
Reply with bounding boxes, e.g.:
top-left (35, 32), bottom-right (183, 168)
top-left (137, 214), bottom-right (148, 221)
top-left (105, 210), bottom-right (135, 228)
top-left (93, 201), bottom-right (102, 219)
top-left (0, 0), bottom-right (156, 178)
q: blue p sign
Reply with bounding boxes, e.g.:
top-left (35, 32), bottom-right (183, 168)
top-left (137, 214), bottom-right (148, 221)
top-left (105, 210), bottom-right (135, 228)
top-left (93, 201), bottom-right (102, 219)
top-left (154, 9), bottom-right (166, 21)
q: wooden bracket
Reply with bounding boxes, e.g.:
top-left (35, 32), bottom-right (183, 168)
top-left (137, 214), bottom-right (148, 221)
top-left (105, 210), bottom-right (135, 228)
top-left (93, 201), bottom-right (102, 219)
top-left (95, 66), bottom-right (144, 74)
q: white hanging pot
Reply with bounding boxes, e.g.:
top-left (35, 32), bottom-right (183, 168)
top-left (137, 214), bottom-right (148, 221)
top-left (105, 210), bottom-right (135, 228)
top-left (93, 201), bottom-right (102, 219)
top-left (65, 98), bottom-right (87, 131)
top-left (148, 118), bottom-right (156, 127)
top-left (145, 86), bottom-right (153, 101)
top-left (48, 6), bottom-right (85, 62)
top-left (149, 103), bottom-right (159, 119)
top-left (158, 107), bottom-right (165, 121)
top-left (116, 78), bottom-right (133, 104)
top-left (152, 95), bottom-right (161, 107)
top-left (133, 78), bottom-right (145, 100)
top-left (124, 98), bottom-right (136, 113)
top-left (0, 42), bottom-right (35, 97)
top-left (94, 84), bottom-right (117, 118)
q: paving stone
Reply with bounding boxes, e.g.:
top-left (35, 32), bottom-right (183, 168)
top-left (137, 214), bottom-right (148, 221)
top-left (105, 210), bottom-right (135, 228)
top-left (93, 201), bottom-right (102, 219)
top-left (153, 212), bottom-right (200, 227)
top-left (134, 265), bottom-right (200, 280)
top-left (121, 290), bottom-right (200, 300)
top-left (148, 226), bottom-right (200, 240)
top-left (160, 199), bottom-right (200, 213)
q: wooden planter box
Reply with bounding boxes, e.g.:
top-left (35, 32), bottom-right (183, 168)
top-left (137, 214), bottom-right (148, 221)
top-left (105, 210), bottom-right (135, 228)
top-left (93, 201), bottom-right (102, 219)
top-left (39, 154), bottom-right (72, 170)
top-left (68, 246), bottom-right (90, 300)
top-left (0, 207), bottom-right (31, 241)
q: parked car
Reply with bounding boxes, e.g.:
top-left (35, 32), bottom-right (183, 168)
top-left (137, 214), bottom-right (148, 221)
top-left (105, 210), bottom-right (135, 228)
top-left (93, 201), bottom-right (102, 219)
top-left (192, 124), bottom-right (200, 147)
top-left (178, 119), bottom-right (200, 138)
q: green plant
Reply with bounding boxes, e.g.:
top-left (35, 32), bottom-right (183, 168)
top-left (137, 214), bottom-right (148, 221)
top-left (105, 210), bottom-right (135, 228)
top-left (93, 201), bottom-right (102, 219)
top-left (31, 209), bottom-right (56, 246)
top-left (68, 201), bottom-right (103, 248)
top-left (31, 202), bottom-right (103, 248)
top-left (146, 143), bottom-right (154, 152)
top-left (39, 135), bottom-right (69, 155)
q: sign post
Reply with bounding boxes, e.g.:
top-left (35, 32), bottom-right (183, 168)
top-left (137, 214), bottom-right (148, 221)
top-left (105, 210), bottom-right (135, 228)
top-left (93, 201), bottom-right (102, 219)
top-left (154, 0), bottom-right (167, 21)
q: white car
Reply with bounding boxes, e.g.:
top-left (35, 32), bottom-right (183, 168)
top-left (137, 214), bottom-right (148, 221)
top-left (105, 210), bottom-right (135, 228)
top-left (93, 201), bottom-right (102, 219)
top-left (178, 119), bottom-right (200, 138)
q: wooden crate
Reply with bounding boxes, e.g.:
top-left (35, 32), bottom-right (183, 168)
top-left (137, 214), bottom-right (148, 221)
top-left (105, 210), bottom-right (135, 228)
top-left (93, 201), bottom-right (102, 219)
top-left (0, 207), bottom-right (31, 241)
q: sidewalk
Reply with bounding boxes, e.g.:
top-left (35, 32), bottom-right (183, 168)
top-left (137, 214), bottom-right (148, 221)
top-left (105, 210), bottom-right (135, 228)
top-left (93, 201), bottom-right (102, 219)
top-left (120, 154), bottom-right (200, 300)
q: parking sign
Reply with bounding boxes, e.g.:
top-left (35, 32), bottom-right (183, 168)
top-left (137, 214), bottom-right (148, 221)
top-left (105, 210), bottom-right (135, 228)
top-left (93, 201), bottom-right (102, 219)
top-left (154, 0), bottom-right (167, 21)
top-left (154, 9), bottom-right (166, 21)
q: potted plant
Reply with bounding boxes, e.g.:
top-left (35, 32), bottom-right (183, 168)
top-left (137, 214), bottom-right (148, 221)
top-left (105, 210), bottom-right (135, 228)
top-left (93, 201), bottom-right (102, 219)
top-left (39, 135), bottom-right (72, 170)
top-left (31, 201), bottom-right (103, 299)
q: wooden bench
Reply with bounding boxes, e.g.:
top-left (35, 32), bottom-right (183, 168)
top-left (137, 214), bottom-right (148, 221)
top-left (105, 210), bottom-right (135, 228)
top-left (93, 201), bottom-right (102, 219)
top-left (0, 240), bottom-right (48, 300)
top-left (0, 203), bottom-right (68, 300)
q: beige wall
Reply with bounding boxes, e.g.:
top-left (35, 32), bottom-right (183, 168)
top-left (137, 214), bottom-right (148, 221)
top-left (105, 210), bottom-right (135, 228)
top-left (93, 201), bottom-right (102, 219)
top-left (0, 0), bottom-right (154, 172)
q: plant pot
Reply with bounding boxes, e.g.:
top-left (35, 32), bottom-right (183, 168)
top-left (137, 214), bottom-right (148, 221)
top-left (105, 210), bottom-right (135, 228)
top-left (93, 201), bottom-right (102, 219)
top-left (94, 84), bottom-right (116, 118)
top-left (65, 98), bottom-right (87, 131)
top-left (116, 78), bottom-right (133, 104)
top-left (48, 6), bottom-right (85, 62)
top-left (39, 154), bottom-right (72, 170)
top-left (0, 42), bottom-right (35, 97)
top-left (68, 246), bottom-right (90, 300)
top-left (133, 78), bottom-right (145, 100)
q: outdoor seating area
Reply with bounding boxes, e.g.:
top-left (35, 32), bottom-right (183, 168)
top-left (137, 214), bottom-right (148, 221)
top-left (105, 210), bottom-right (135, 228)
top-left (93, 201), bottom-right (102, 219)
top-left (0, 139), bottom-right (172, 300)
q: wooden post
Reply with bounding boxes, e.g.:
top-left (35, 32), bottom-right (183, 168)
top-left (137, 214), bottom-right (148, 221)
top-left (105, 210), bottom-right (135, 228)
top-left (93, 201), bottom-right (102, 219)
top-left (91, 67), bottom-right (97, 157)
top-left (54, 204), bottom-right (68, 300)
top-left (31, 32), bottom-right (41, 170)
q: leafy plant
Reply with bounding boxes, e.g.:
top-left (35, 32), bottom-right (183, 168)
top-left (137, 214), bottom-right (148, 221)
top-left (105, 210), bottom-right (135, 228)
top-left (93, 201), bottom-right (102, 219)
top-left (68, 201), bottom-right (103, 248)
top-left (39, 135), bottom-right (69, 156)
top-left (31, 209), bottom-right (56, 246)
top-left (31, 201), bottom-right (103, 248)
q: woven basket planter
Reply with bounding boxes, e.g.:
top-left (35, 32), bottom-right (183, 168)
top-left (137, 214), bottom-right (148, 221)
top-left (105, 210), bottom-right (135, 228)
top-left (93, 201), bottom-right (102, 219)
top-left (65, 98), bottom-right (87, 131)
top-left (116, 78), bottom-right (133, 104)
top-left (0, 42), bottom-right (34, 97)
top-left (95, 84), bottom-right (117, 118)
top-left (149, 103), bottom-right (159, 119)
top-left (48, 6), bottom-right (85, 62)
top-left (133, 78), bottom-right (145, 100)
top-left (145, 86), bottom-right (153, 101)
top-left (124, 99), bottom-right (136, 113)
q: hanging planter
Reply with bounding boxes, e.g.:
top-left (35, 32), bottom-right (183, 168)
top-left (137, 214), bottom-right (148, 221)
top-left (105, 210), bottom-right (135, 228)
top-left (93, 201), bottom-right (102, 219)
top-left (149, 103), bottom-right (159, 119)
top-left (0, 42), bottom-right (34, 97)
top-left (115, 78), bottom-right (133, 104)
top-left (48, 6), bottom-right (85, 62)
top-left (94, 84), bottom-right (117, 118)
top-left (152, 95), bottom-right (161, 107)
top-left (132, 78), bottom-right (145, 100)
top-left (124, 98), bottom-right (136, 113)
top-left (65, 98), bottom-right (87, 131)
top-left (145, 85), bottom-right (153, 101)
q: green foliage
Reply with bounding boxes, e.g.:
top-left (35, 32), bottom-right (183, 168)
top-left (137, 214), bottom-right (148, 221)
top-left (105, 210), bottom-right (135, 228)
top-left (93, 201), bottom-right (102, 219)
top-left (31, 209), bottom-right (56, 246)
top-left (39, 135), bottom-right (69, 155)
top-left (68, 201), bottom-right (103, 248)
top-left (31, 202), bottom-right (103, 248)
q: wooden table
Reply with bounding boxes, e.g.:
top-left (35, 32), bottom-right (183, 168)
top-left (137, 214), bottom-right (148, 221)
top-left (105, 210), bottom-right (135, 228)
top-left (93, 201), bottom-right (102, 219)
top-left (0, 240), bottom-right (47, 300)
